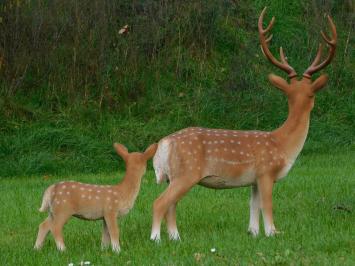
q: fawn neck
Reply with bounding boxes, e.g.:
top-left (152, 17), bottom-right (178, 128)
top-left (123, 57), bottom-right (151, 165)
top-left (272, 98), bottom-right (312, 162)
top-left (115, 165), bottom-right (145, 200)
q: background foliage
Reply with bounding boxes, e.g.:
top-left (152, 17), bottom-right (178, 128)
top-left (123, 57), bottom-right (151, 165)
top-left (0, 0), bottom-right (354, 177)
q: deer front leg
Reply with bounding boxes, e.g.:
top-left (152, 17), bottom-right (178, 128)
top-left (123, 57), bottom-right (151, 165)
top-left (151, 178), bottom-right (195, 243)
top-left (34, 216), bottom-right (52, 250)
top-left (101, 220), bottom-right (110, 250)
top-left (104, 213), bottom-right (120, 253)
top-left (248, 185), bottom-right (260, 237)
top-left (165, 203), bottom-right (180, 241)
top-left (257, 176), bottom-right (277, 236)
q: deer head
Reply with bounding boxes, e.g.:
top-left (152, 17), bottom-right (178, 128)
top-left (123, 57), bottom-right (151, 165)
top-left (258, 7), bottom-right (337, 112)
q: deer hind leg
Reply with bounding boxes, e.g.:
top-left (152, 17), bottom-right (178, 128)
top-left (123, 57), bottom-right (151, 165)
top-left (151, 177), bottom-right (196, 243)
top-left (248, 185), bottom-right (260, 237)
top-left (257, 176), bottom-right (278, 236)
top-left (101, 220), bottom-right (111, 250)
top-left (165, 203), bottom-right (180, 241)
top-left (34, 216), bottom-right (52, 250)
top-left (50, 213), bottom-right (71, 251)
top-left (104, 213), bottom-right (120, 253)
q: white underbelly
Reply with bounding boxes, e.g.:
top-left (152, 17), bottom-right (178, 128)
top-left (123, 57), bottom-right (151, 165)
top-left (199, 170), bottom-right (256, 189)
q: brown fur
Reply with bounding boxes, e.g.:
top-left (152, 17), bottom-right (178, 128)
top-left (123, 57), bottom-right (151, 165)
top-left (34, 143), bottom-right (157, 252)
top-left (150, 8), bottom-right (336, 241)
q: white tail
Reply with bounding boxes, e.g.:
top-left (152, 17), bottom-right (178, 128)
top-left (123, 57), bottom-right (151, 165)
top-left (38, 185), bottom-right (55, 212)
top-left (150, 8), bottom-right (337, 242)
top-left (34, 143), bottom-right (157, 253)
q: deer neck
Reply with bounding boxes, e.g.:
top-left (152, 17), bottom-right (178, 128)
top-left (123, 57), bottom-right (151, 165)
top-left (272, 102), bottom-right (311, 163)
top-left (115, 168), bottom-right (144, 202)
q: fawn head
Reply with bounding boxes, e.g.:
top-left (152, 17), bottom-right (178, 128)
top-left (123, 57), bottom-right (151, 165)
top-left (114, 143), bottom-right (158, 175)
top-left (258, 7), bottom-right (337, 112)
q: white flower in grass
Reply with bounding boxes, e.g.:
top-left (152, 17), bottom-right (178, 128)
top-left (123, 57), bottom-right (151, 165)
top-left (210, 248), bottom-right (216, 253)
top-left (84, 262), bottom-right (91, 265)
top-left (68, 263), bottom-right (74, 266)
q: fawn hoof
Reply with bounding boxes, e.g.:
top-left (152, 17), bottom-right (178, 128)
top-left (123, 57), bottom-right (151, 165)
top-left (247, 227), bottom-right (259, 237)
top-left (111, 243), bottom-right (121, 253)
top-left (168, 230), bottom-right (181, 241)
top-left (265, 228), bottom-right (282, 237)
top-left (150, 231), bottom-right (161, 243)
top-left (56, 243), bottom-right (66, 252)
top-left (101, 242), bottom-right (110, 250)
top-left (33, 244), bottom-right (42, 250)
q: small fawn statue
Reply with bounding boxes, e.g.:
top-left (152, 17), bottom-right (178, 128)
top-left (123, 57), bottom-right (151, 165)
top-left (34, 143), bottom-right (157, 253)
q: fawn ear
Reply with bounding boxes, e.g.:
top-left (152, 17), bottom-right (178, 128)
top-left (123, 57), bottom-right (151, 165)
top-left (114, 143), bottom-right (129, 161)
top-left (311, 74), bottom-right (328, 93)
top-left (143, 143), bottom-right (158, 160)
top-left (268, 74), bottom-right (290, 94)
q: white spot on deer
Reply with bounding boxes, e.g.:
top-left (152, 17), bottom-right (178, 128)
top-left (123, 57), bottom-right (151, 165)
top-left (220, 140), bottom-right (224, 143)
top-left (232, 150), bottom-right (236, 153)
top-left (59, 191), bottom-right (62, 195)
top-left (81, 195), bottom-right (86, 198)
top-left (62, 185), bottom-right (66, 189)
top-left (66, 191), bottom-right (70, 195)
top-left (269, 151), bottom-right (273, 154)
top-left (230, 140), bottom-right (234, 143)
top-left (224, 148), bottom-right (227, 151)
top-left (207, 150), bottom-right (211, 153)
top-left (88, 196), bottom-right (92, 200)
top-left (95, 196), bottom-right (100, 200)
top-left (240, 151), bottom-right (244, 155)
top-left (107, 197), bottom-right (111, 201)
top-left (257, 141), bottom-right (260, 145)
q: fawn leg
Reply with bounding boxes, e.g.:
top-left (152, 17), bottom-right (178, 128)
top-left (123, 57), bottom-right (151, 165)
top-left (104, 213), bottom-right (120, 253)
top-left (34, 216), bottom-right (52, 249)
top-left (101, 220), bottom-right (110, 249)
top-left (51, 213), bottom-right (70, 251)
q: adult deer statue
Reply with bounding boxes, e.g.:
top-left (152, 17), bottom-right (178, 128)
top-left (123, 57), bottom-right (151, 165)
top-left (151, 7), bottom-right (337, 242)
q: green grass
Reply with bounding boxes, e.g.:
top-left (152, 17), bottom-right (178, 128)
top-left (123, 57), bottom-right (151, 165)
top-left (1, 151), bottom-right (354, 265)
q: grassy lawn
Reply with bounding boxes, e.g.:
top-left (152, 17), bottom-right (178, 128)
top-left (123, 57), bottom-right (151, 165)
top-left (0, 151), bottom-right (354, 265)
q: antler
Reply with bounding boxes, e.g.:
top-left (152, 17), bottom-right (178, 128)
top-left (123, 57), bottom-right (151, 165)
top-left (303, 15), bottom-right (337, 78)
top-left (258, 7), bottom-right (297, 79)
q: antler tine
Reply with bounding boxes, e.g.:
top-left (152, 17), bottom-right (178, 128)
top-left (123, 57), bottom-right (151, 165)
top-left (258, 7), bottom-right (297, 79)
top-left (279, 47), bottom-right (287, 64)
top-left (266, 34), bottom-right (273, 43)
top-left (303, 15), bottom-right (337, 78)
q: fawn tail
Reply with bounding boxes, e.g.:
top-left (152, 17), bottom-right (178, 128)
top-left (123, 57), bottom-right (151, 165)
top-left (39, 185), bottom-right (55, 212)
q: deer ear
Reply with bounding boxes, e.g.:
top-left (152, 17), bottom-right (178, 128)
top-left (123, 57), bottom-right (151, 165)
top-left (143, 143), bottom-right (158, 161)
top-left (268, 74), bottom-right (290, 93)
top-left (113, 143), bottom-right (129, 161)
top-left (312, 74), bottom-right (328, 93)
